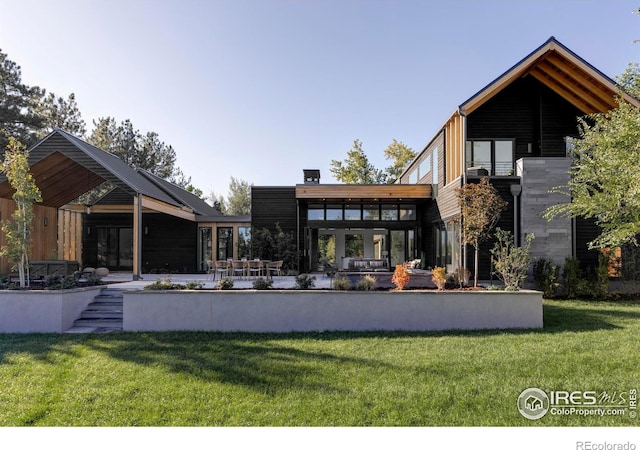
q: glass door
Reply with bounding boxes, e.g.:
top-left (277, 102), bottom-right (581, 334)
top-left (97, 227), bottom-right (133, 270)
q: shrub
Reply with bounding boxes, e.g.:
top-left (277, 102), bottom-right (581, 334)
top-left (561, 257), bottom-right (582, 299)
top-left (594, 253), bottom-right (610, 299)
top-left (490, 228), bottom-right (534, 290)
top-left (356, 274), bottom-right (376, 291)
top-left (533, 258), bottom-right (560, 298)
top-left (143, 277), bottom-right (185, 290)
top-left (391, 263), bottom-right (410, 291)
top-left (295, 274), bottom-right (316, 290)
top-left (333, 275), bottom-right (351, 290)
top-left (45, 275), bottom-right (79, 290)
top-left (431, 266), bottom-right (447, 290)
top-left (252, 277), bottom-right (273, 290)
top-left (216, 278), bottom-right (234, 290)
top-left (185, 281), bottom-right (204, 290)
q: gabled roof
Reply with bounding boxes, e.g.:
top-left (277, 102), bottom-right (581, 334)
top-left (460, 36), bottom-right (640, 115)
top-left (137, 168), bottom-right (220, 216)
top-left (0, 129), bottom-right (209, 218)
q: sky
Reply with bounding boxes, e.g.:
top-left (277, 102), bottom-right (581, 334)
top-left (1, 0), bottom-right (638, 200)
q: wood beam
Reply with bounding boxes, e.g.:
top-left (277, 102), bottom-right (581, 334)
top-left (140, 196), bottom-right (197, 221)
top-left (295, 184), bottom-right (431, 200)
top-left (530, 69), bottom-right (601, 114)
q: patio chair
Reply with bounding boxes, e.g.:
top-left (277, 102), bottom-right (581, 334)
top-left (213, 260), bottom-right (229, 280)
top-left (206, 260), bottom-right (215, 280)
top-left (231, 260), bottom-right (246, 279)
top-left (247, 259), bottom-right (263, 279)
top-left (267, 260), bottom-right (284, 279)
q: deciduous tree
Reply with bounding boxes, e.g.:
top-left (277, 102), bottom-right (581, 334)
top-left (543, 99), bottom-right (640, 249)
top-left (330, 139), bottom-right (387, 184)
top-left (456, 177), bottom-right (507, 287)
top-left (0, 136), bottom-right (42, 287)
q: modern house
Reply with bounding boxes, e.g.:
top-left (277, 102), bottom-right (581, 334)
top-left (252, 37), bottom-right (640, 277)
top-left (0, 37), bottom-right (638, 280)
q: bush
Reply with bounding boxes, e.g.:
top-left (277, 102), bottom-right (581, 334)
top-left (533, 258), bottom-right (560, 298)
top-left (216, 278), bottom-right (234, 290)
top-left (490, 228), bottom-right (534, 290)
top-left (561, 257), bottom-right (582, 299)
top-left (333, 275), bottom-right (351, 290)
top-left (431, 266), bottom-right (447, 290)
top-left (252, 277), bottom-right (273, 290)
top-left (295, 274), bottom-right (316, 290)
top-left (356, 274), bottom-right (376, 291)
top-left (45, 275), bottom-right (79, 290)
top-left (143, 277), bottom-right (185, 290)
top-left (391, 263), bottom-right (410, 291)
top-left (185, 281), bottom-right (204, 290)
top-left (594, 253), bottom-right (610, 299)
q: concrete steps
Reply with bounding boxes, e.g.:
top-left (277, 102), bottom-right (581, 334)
top-left (65, 288), bottom-right (123, 333)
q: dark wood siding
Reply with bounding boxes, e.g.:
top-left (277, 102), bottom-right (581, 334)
top-left (83, 213), bottom-right (197, 273)
top-left (467, 75), bottom-right (582, 161)
top-left (463, 177), bottom-right (517, 280)
top-left (251, 187), bottom-right (298, 234)
top-left (575, 217), bottom-right (600, 271)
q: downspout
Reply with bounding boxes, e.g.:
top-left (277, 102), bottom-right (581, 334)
top-left (134, 192), bottom-right (143, 281)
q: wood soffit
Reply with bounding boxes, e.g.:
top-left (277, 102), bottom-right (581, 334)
top-left (295, 184), bottom-right (431, 201)
top-left (0, 152), bottom-right (105, 208)
top-left (461, 40), bottom-right (639, 115)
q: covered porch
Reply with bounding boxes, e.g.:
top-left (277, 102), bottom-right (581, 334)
top-left (0, 129), bottom-right (221, 280)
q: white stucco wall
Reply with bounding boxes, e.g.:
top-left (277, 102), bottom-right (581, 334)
top-left (0, 287), bottom-right (102, 333)
top-left (124, 290), bottom-right (543, 332)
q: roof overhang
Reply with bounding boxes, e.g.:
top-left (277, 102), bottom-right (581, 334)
top-left (460, 37), bottom-right (640, 116)
top-left (0, 151), bottom-right (105, 208)
top-left (295, 184), bottom-right (431, 202)
top-left (61, 195), bottom-right (196, 221)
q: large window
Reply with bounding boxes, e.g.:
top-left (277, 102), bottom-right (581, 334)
top-left (307, 203), bottom-right (418, 222)
top-left (238, 226), bottom-right (252, 259)
top-left (217, 227), bottom-right (233, 260)
top-left (466, 139), bottom-right (514, 176)
top-left (199, 227), bottom-right (212, 272)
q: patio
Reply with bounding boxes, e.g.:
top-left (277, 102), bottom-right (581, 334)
top-left (102, 272), bottom-right (335, 290)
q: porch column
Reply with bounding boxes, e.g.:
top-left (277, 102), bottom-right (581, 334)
top-left (133, 193), bottom-right (143, 280)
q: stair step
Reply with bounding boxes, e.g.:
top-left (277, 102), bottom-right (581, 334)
top-left (80, 311), bottom-right (123, 319)
top-left (86, 302), bottom-right (122, 312)
top-left (74, 318), bottom-right (123, 326)
top-left (68, 288), bottom-right (125, 332)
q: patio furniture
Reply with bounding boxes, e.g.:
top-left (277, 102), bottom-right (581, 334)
top-left (267, 260), bottom-right (284, 279)
top-left (29, 260), bottom-right (80, 279)
top-left (213, 260), bottom-right (229, 280)
top-left (247, 259), bottom-right (263, 279)
top-left (231, 260), bottom-right (247, 279)
top-left (206, 260), bottom-right (215, 280)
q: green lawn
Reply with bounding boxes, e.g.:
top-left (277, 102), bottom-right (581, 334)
top-left (0, 300), bottom-right (638, 426)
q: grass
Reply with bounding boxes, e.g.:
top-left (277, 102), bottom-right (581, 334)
top-left (0, 300), bottom-right (638, 426)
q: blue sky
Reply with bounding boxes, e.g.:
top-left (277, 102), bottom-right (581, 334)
top-left (1, 0), bottom-right (638, 199)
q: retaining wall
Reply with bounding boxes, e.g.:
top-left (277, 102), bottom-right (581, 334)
top-left (124, 290), bottom-right (543, 332)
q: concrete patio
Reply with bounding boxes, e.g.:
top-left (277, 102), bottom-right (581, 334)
top-left (102, 272), bottom-right (335, 290)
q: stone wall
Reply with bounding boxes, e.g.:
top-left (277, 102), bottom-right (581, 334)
top-left (516, 157), bottom-right (572, 267)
